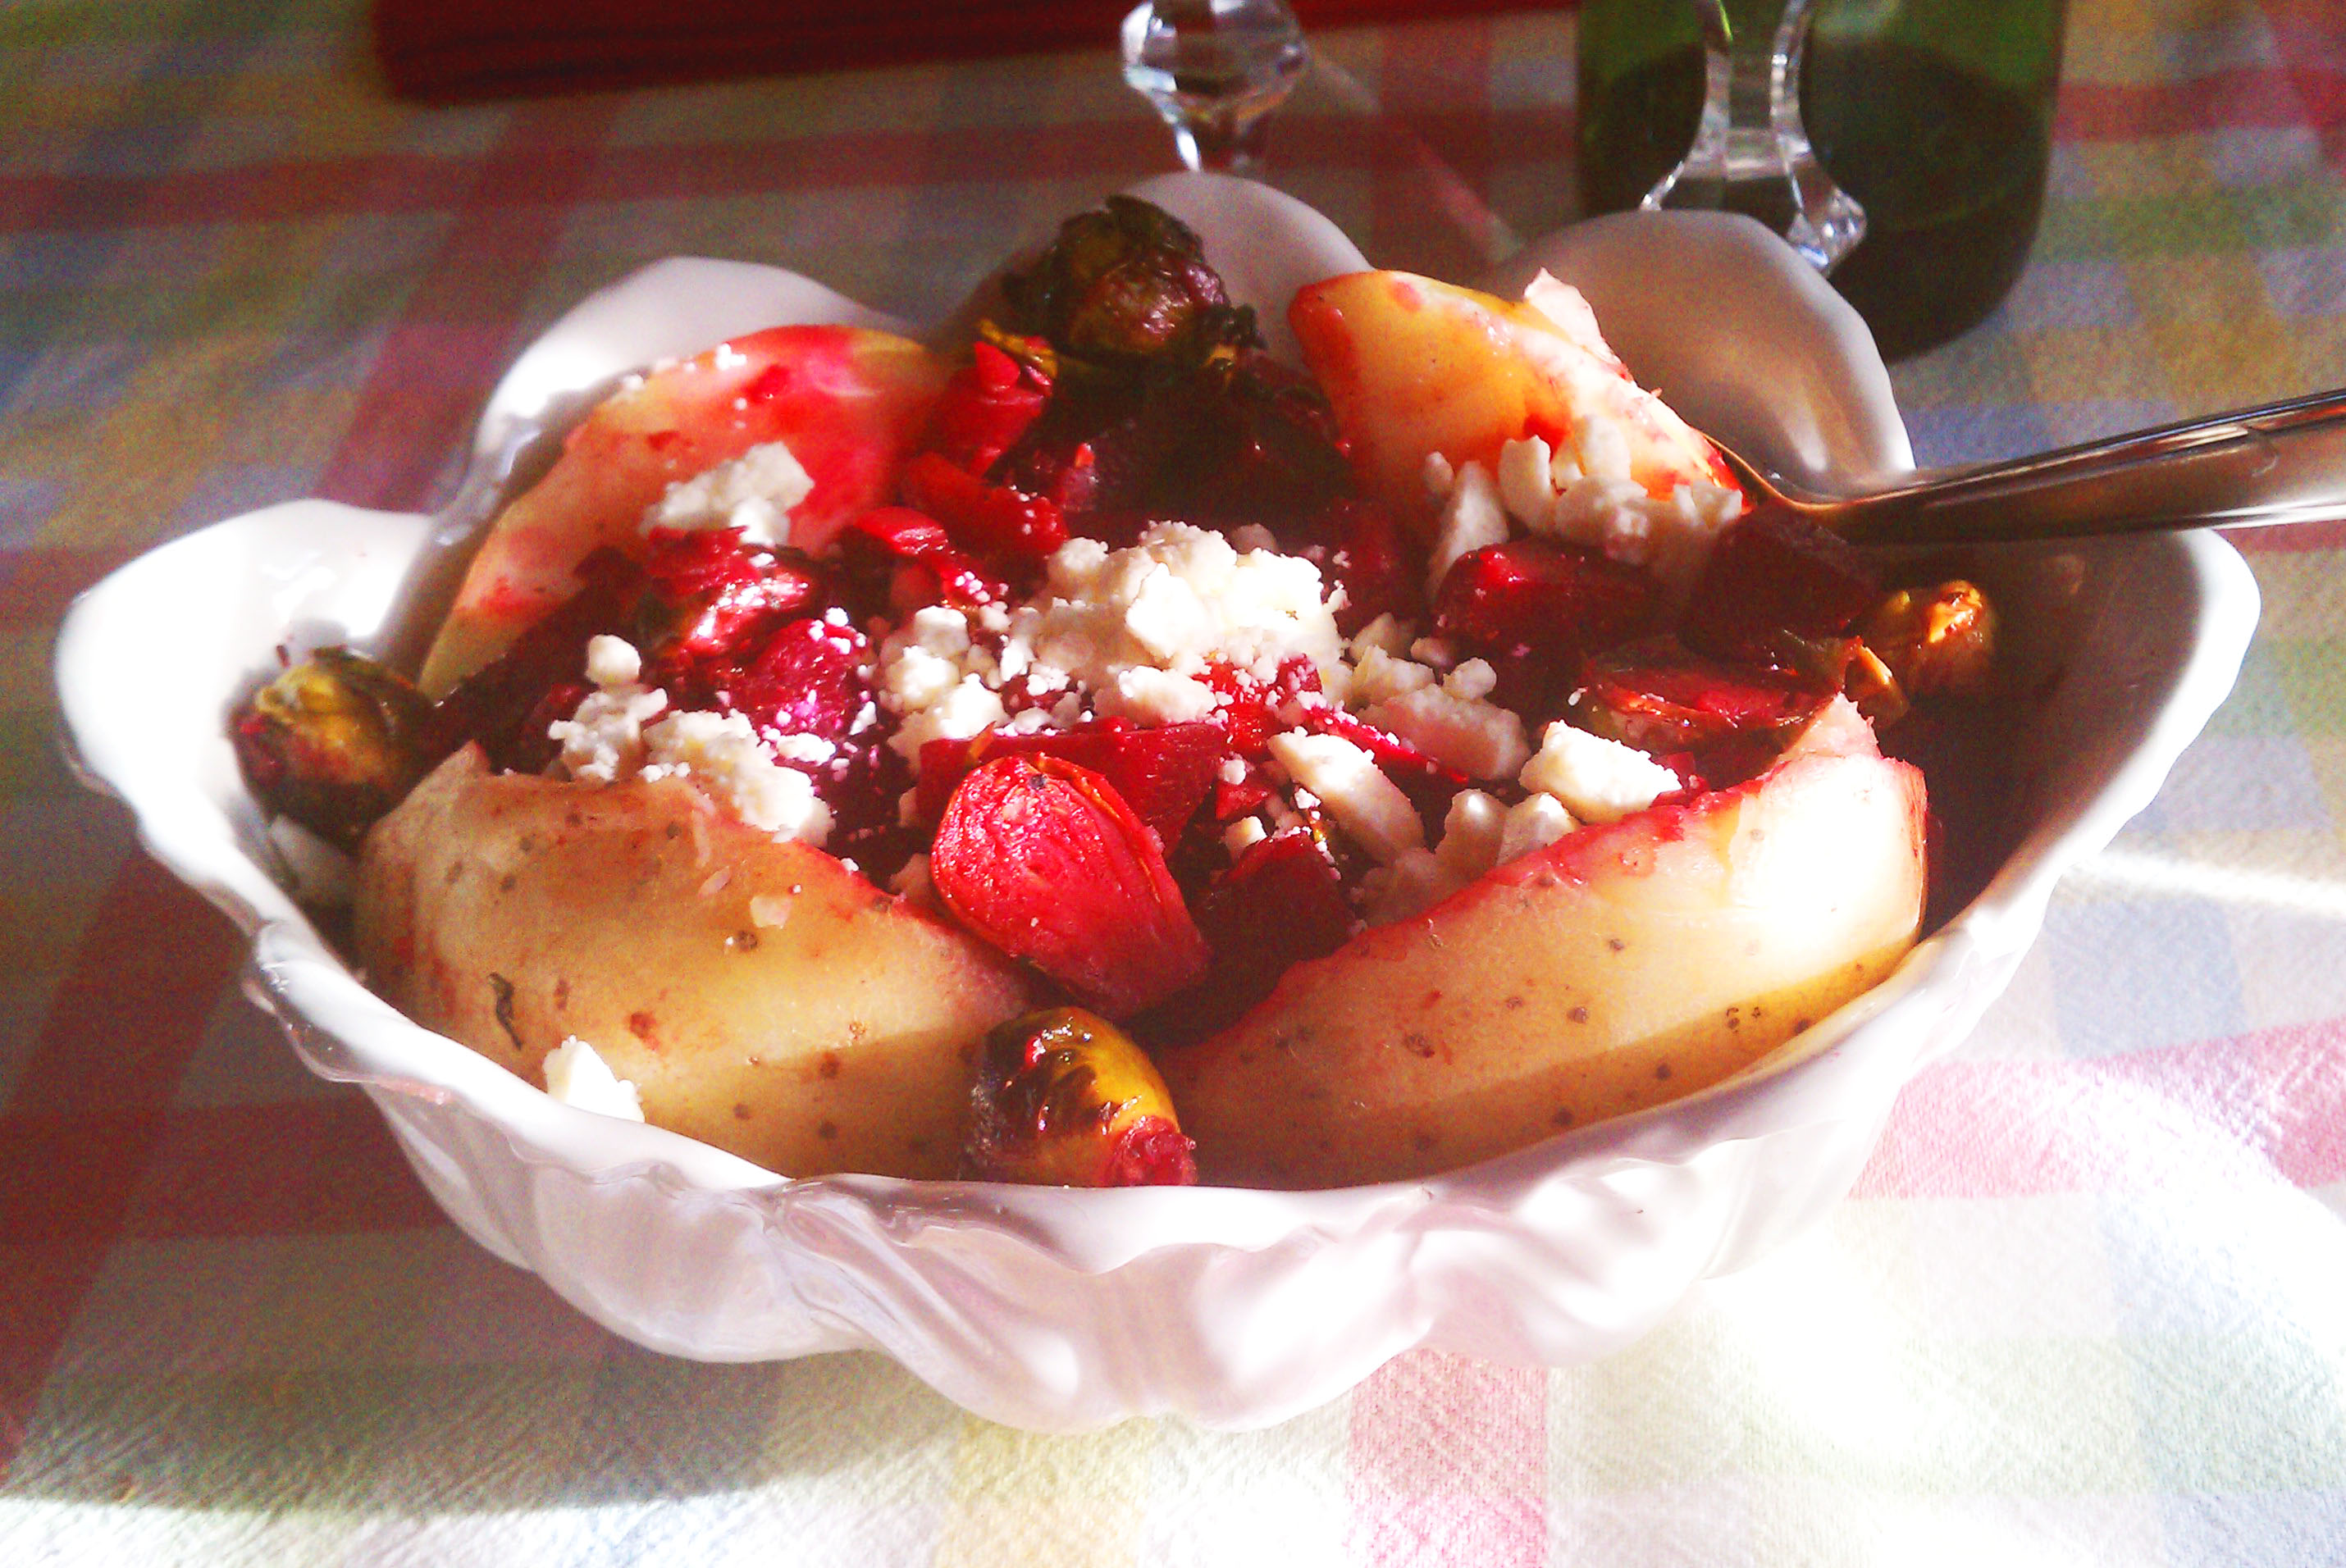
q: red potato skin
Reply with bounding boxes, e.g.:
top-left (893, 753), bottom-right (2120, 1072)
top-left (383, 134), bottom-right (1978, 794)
top-left (420, 325), bottom-right (947, 696)
top-left (1161, 746), bottom-right (1928, 1188)
top-left (354, 748), bottom-right (1038, 1178)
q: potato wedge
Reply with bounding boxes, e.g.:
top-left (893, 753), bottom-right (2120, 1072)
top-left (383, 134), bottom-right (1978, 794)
top-left (1163, 747), bottom-right (1927, 1187)
top-left (419, 325), bottom-right (945, 696)
top-left (355, 748), bottom-right (1037, 1178)
top-left (1289, 270), bottom-right (1735, 508)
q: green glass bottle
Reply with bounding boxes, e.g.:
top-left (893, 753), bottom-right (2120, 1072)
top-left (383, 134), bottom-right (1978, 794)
top-left (1577, 0), bottom-right (2070, 361)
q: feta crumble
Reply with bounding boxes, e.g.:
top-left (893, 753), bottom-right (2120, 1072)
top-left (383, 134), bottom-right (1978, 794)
top-left (1424, 457), bottom-right (1508, 599)
top-left (1519, 722), bottom-right (1681, 824)
top-left (1499, 792), bottom-right (1577, 862)
top-left (543, 1036), bottom-right (646, 1122)
top-left (1494, 431), bottom-right (1743, 589)
top-left (1012, 522), bottom-right (1348, 721)
top-left (549, 636), bottom-right (833, 847)
top-left (643, 440), bottom-right (815, 547)
top-left (549, 639), bottom-right (669, 784)
top-left (1359, 679), bottom-right (1530, 782)
top-left (874, 522), bottom-right (1350, 771)
top-left (1267, 730), bottom-right (1422, 864)
top-left (639, 710), bottom-right (833, 846)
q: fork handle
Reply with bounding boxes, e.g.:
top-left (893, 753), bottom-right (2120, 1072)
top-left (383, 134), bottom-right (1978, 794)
top-left (1819, 385), bottom-right (2346, 545)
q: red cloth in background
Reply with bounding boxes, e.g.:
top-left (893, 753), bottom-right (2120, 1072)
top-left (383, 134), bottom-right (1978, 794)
top-left (372, 0), bottom-right (1551, 103)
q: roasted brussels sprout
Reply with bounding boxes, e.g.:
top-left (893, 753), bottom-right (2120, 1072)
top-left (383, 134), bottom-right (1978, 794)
top-left (964, 1007), bottom-right (1197, 1187)
top-left (1862, 581), bottom-right (1997, 700)
top-left (230, 647), bottom-right (433, 850)
top-left (1001, 196), bottom-right (1259, 366)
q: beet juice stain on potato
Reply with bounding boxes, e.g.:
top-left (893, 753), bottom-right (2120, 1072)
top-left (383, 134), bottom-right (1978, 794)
top-left (235, 197), bottom-right (1983, 1189)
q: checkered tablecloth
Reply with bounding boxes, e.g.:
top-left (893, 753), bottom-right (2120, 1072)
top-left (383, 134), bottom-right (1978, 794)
top-left (4, 1), bottom-right (2344, 1562)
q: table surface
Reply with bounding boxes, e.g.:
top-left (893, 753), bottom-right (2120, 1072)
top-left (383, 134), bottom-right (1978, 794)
top-left (5, 0), bottom-right (2345, 1562)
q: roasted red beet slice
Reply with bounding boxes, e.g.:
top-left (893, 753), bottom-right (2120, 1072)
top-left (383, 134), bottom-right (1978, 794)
top-left (1432, 538), bottom-right (1655, 662)
top-left (1156, 829), bottom-right (1358, 1043)
top-left (1202, 657), bottom-right (1321, 758)
top-left (1316, 497), bottom-right (1422, 636)
top-left (1099, 1119), bottom-right (1200, 1185)
top-left (719, 614), bottom-right (873, 746)
top-left (929, 341), bottom-right (1052, 475)
top-left (843, 506), bottom-right (1008, 607)
top-left (505, 680), bottom-right (591, 777)
top-left (638, 526), bottom-right (823, 660)
top-left (1575, 640), bottom-right (1837, 758)
top-left (1160, 352), bottom-right (1355, 523)
top-left (901, 450), bottom-right (1068, 559)
top-left (1679, 504), bottom-right (1880, 665)
top-left (915, 720), bottom-right (1224, 847)
top-left (931, 755), bottom-right (1211, 1018)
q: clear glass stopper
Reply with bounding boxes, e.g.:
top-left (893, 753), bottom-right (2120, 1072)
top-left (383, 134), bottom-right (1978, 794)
top-left (1121, 0), bottom-right (1309, 176)
top-left (1641, 0), bottom-right (1866, 273)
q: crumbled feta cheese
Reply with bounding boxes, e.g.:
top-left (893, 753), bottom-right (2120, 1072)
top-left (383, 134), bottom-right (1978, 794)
top-left (768, 732), bottom-right (839, 766)
top-left (874, 525), bottom-right (1346, 768)
top-left (1267, 731), bottom-right (1422, 864)
top-left (874, 607), bottom-right (1011, 767)
top-left (542, 1036), bottom-right (646, 1122)
top-left (1422, 450), bottom-right (1457, 500)
top-left (1363, 846), bottom-right (1451, 926)
top-left (1445, 658), bottom-right (1499, 702)
top-left (1409, 636), bottom-right (1458, 672)
top-left (643, 440), bottom-right (814, 547)
top-left (1362, 683), bottom-right (1531, 782)
top-left (1218, 756), bottom-right (1249, 786)
top-left (1348, 613), bottom-right (1417, 661)
top-left (888, 672), bottom-right (1009, 759)
top-left (550, 682), bottom-right (668, 784)
top-left (1223, 816), bottom-right (1268, 856)
top-left (584, 633), bottom-right (641, 687)
top-left (888, 853), bottom-right (935, 905)
top-left (267, 815), bottom-right (356, 909)
top-left (1493, 432), bottom-right (1744, 589)
top-left (1435, 789), bottom-right (1507, 882)
top-left (1113, 666), bottom-right (1222, 725)
top-left (641, 709), bottom-right (833, 846)
top-left (1426, 458), bottom-right (1509, 599)
top-left (1010, 522), bottom-right (1347, 722)
top-left (1366, 788), bottom-right (1508, 925)
top-left (1121, 563), bottom-right (1212, 660)
top-left (1499, 792), bottom-right (1577, 863)
top-left (1349, 645), bottom-right (1438, 709)
top-left (1520, 722), bottom-right (1681, 824)
top-left (546, 666), bottom-right (826, 845)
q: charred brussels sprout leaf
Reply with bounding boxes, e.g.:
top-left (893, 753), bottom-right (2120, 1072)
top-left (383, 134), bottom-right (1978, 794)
top-left (231, 648), bottom-right (433, 851)
top-left (965, 1006), bottom-right (1197, 1187)
top-left (1001, 196), bottom-right (1260, 367)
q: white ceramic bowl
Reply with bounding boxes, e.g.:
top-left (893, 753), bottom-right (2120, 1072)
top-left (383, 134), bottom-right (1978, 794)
top-left (53, 174), bottom-right (2260, 1432)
